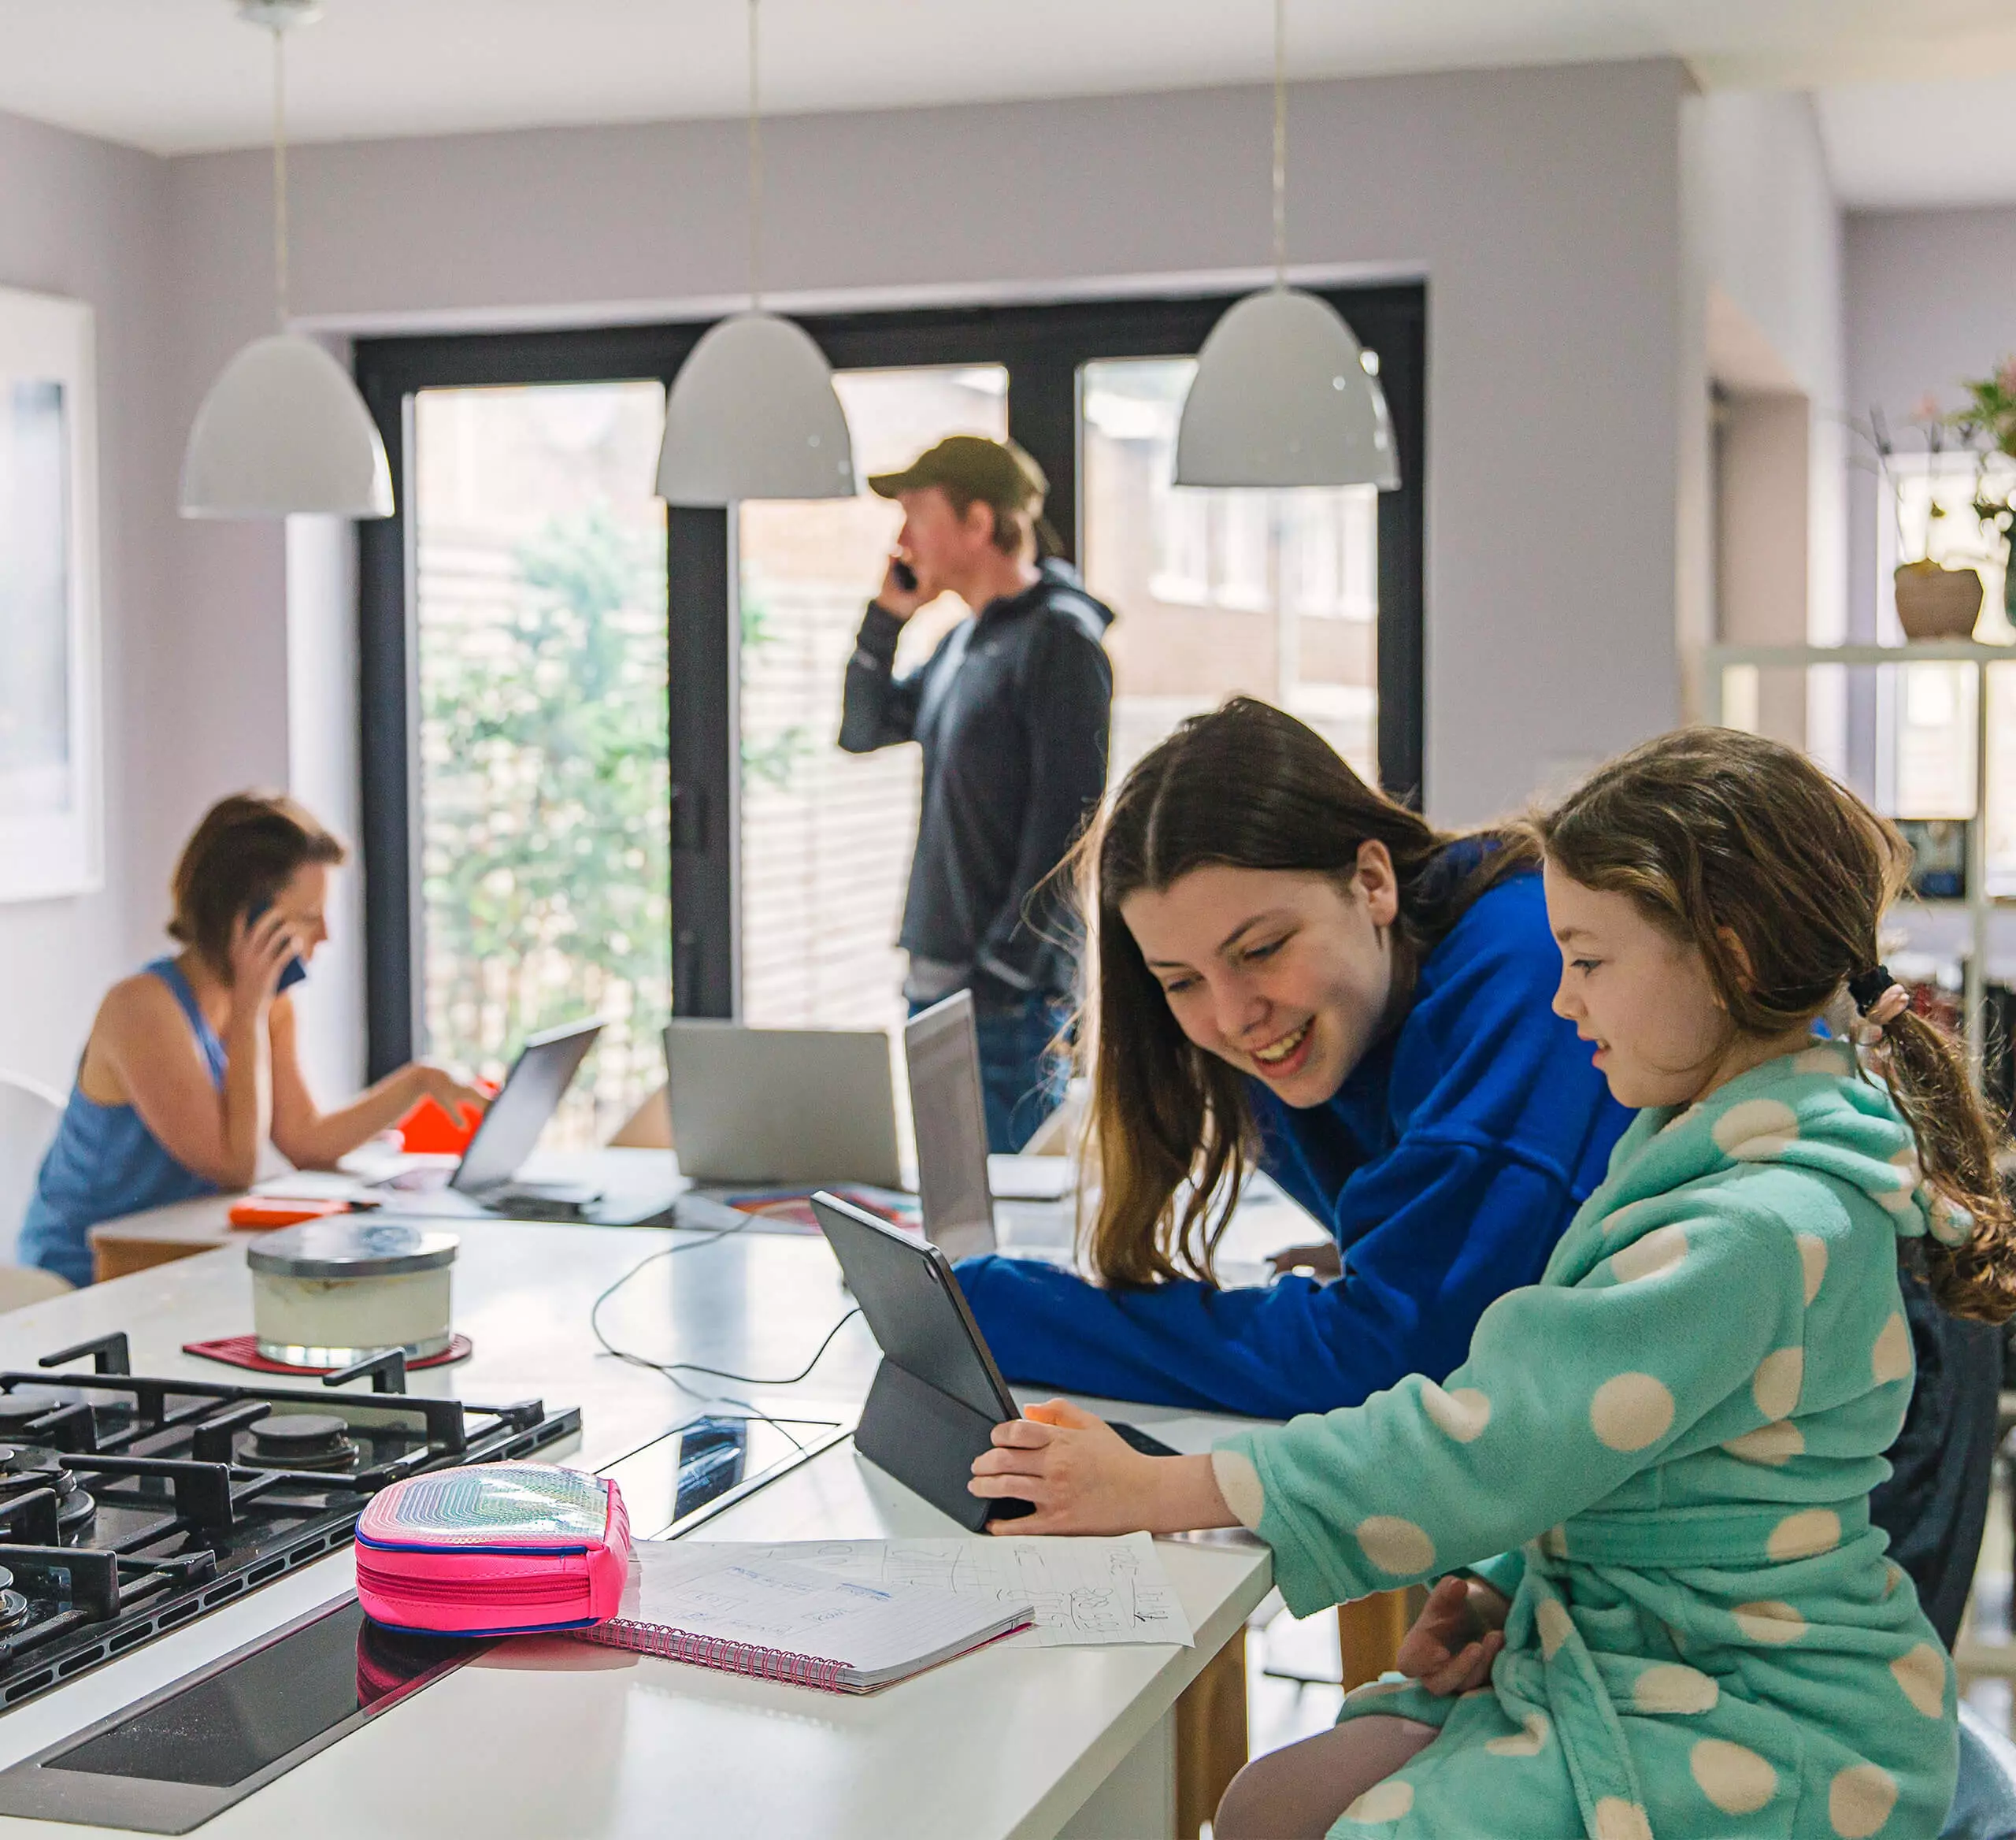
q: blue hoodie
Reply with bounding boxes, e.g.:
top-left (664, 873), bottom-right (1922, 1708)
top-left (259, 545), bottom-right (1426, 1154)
top-left (954, 868), bottom-right (1632, 1419)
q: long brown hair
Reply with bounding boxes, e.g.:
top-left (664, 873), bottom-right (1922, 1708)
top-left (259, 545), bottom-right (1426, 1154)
top-left (1080, 697), bottom-right (1532, 1287)
top-left (1537, 727), bottom-right (2016, 1322)
top-left (169, 792), bottom-right (347, 980)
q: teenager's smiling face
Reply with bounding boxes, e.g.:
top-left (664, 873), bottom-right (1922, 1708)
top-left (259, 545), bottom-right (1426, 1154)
top-left (1118, 851), bottom-right (1399, 1108)
top-left (1543, 859), bottom-right (1732, 1109)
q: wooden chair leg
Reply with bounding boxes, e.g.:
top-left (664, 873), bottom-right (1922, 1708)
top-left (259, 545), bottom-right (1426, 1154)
top-left (1174, 1625), bottom-right (1248, 1839)
top-left (1337, 1589), bottom-right (1416, 1692)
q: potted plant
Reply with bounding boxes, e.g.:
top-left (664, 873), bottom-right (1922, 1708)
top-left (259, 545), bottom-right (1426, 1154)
top-left (1866, 399), bottom-right (1986, 640)
top-left (1944, 356), bottom-right (2016, 629)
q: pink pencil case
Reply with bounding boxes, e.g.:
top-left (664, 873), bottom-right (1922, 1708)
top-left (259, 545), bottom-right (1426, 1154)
top-left (354, 1463), bottom-right (631, 1638)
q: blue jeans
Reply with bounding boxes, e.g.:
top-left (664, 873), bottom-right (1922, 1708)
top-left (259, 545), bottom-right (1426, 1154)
top-left (973, 994), bottom-right (1073, 1152)
top-left (911, 991), bottom-right (1072, 1153)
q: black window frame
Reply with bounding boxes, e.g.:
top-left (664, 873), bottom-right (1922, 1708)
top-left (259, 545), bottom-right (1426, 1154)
top-left (354, 283), bottom-right (1426, 1078)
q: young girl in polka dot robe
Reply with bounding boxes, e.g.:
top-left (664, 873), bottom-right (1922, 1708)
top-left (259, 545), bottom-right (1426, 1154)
top-left (969, 729), bottom-right (2016, 1840)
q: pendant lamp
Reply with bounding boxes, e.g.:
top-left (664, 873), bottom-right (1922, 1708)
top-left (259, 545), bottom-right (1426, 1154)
top-left (655, 0), bottom-right (854, 505)
top-left (180, 0), bottom-right (392, 520)
top-left (1173, 0), bottom-right (1398, 491)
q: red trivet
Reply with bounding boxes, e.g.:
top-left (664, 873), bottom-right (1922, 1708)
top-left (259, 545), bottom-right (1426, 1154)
top-left (181, 1334), bottom-right (473, 1375)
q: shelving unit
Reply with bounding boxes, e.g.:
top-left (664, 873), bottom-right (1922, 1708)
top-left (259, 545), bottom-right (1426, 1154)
top-left (1702, 639), bottom-right (2014, 1084)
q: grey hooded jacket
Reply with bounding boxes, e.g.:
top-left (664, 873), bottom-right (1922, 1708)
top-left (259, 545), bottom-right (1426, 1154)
top-left (838, 558), bottom-right (1114, 1002)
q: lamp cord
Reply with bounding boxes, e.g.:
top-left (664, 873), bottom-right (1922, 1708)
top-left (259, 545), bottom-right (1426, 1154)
top-left (1272, 0), bottom-right (1288, 288)
top-left (271, 23), bottom-right (290, 328)
top-left (747, 0), bottom-right (763, 310)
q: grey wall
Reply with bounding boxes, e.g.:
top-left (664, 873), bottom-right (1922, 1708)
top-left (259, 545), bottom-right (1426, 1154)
top-left (0, 110), bottom-right (175, 1089)
top-left (1687, 88), bottom-right (1847, 652)
top-left (1694, 92), bottom-right (1844, 411)
top-left (4, 56), bottom-right (1703, 1092)
top-left (165, 58), bottom-right (1693, 831)
top-left (1684, 90), bottom-right (1847, 771)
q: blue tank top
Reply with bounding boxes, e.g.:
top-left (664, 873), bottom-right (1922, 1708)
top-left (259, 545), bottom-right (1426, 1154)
top-left (18, 957), bottom-right (228, 1287)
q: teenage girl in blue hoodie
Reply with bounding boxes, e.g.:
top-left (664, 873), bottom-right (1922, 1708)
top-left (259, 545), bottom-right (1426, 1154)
top-left (955, 696), bottom-right (1999, 1657)
top-left (970, 728), bottom-right (2016, 1840)
top-left (954, 696), bottom-right (1631, 1421)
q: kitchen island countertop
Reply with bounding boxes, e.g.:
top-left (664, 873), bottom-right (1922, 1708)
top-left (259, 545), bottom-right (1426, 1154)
top-left (0, 1220), bottom-right (1273, 1840)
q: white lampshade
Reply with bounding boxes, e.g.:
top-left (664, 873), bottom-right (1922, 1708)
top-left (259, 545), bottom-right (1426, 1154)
top-left (1174, 287), bottom-right (1399, 491)
top-left (656, 311), bottom-right (855, 506)
top-left (180, 333), bottom-right (392, 519)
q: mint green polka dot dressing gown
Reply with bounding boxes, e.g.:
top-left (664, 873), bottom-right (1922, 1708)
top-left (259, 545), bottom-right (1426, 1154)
top-left (1214, 1042), bottom-right (1962, 1839)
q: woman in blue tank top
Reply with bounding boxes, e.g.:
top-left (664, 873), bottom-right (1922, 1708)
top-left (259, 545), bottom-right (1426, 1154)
top-left (19, 794), bottom-right (488, 1287)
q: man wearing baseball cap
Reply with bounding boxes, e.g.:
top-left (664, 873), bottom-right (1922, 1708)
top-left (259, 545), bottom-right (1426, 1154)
top-left (839, 435), bottom-right (1115, 1151)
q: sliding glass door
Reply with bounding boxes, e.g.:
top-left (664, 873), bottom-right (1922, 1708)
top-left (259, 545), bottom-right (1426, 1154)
top-left (1081, 355), bottom-right (1380, 786)
top-left (738, 366), bottom-right (1010, 1034)
top-left (355, 286), bottom-right (1423, 1081)
top-left (406, 380), bottom-right (669, 1143)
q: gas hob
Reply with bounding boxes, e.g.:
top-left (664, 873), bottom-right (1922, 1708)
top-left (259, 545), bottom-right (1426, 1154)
top-left (0, 1330), bottom-right (579, 1712)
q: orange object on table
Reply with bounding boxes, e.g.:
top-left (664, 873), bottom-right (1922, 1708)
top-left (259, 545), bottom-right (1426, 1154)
top-left (395, 1081), bottom-right (495, 1156)
top-left (227, 1196), bottom-right (354, 1230)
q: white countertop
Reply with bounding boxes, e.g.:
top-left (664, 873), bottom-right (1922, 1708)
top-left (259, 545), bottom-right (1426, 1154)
top-left (0, 1210), bottom-right (1280, 1839)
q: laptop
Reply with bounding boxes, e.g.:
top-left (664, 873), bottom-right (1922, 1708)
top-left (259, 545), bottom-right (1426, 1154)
top-left (663, 1021), bottom-right (902, 1189)
top-left (902, 992), bottom-right (996, 1261)
top-left (371, 1018), bottom-right (605, 1218)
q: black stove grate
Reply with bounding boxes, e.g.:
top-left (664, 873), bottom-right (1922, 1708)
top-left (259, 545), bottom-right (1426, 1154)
top-left (0, 1331), bottom-right (579, 1712)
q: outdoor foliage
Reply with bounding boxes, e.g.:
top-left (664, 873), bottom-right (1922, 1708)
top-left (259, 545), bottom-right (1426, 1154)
top-left (419, 504), bottom-right (670, 1086)
top-left (739, 581), bottom-right (809, 789)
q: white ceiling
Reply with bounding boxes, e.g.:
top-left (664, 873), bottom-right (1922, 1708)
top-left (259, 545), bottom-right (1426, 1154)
top-left (2, 0), bottom-right (2014, 210)
top-left (1815, 75), bottom-right (2016, 210)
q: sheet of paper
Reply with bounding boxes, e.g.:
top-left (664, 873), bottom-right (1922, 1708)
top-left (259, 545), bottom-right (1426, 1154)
top-left (613, 1550), bottom-right (1025, 1675)
top-left (250, 1170), bottom-right (372, 1200)
top-left (664, 1532), bottom-right (1195, 1649)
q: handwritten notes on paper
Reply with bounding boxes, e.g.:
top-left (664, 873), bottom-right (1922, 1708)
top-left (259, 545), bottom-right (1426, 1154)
top-left (672, 1532), bottom-right (1195, 1649)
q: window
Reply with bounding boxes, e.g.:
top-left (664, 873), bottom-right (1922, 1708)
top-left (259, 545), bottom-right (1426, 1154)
top-left (355, 287), bottom-right (1423, 1080)
top-left (1874, 454), bottom-right (2016, 889)
top-left (408, 380), bottom-right (669, 1143)
top-left (1081, 356), bottom-right (1380, 783)
top-left (737, 366), bottom-right (1010, 1033)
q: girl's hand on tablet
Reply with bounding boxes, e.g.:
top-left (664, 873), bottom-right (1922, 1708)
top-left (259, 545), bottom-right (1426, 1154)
top-left (1396, 1575), bottom-right (1508, 1695)
top-left (968, 1400), bottom-right (1237, 1535)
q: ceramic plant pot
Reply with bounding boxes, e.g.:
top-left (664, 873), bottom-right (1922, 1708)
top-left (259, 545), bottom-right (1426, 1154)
top-left (1895, 560), bottom-right (1984, 641)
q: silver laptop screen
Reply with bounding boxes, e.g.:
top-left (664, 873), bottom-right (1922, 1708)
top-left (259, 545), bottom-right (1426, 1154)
top-left (903, 992), bottom-right (995, 1261)
top-left (451, 1021), bottom-right (602, 1194)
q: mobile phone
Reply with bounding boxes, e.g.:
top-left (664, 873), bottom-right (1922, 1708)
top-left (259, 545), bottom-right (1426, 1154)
top-left (246, 896), bottom-right (308, 992)
top-left (891, 558), bottom-right (918, 594)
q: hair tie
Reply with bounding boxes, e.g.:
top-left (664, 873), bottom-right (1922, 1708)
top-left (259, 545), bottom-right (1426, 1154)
top-left (1847, 964), bottom-right (1910, 1043)
top-left (1848, 965), bottom-right (1896, 1015)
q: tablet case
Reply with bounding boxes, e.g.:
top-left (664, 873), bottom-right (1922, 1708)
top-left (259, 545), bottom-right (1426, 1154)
top-left (854, 1359), bottom-right (1032, 1534)
top-left (812, 1192), bottom-right (1034, 1531)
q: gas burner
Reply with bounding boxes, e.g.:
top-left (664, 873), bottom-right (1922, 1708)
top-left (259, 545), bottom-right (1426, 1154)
top-left (0, 1570), bottom-right (26, 1636)
top-left (0, 1447), bottom-right (97, 1535)
top-left (247, 1414), bottom-right (359, 1472)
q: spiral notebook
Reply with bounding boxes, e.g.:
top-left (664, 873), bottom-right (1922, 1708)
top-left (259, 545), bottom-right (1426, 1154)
top-left (570, 1542), bottom-right (1032, 1693)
